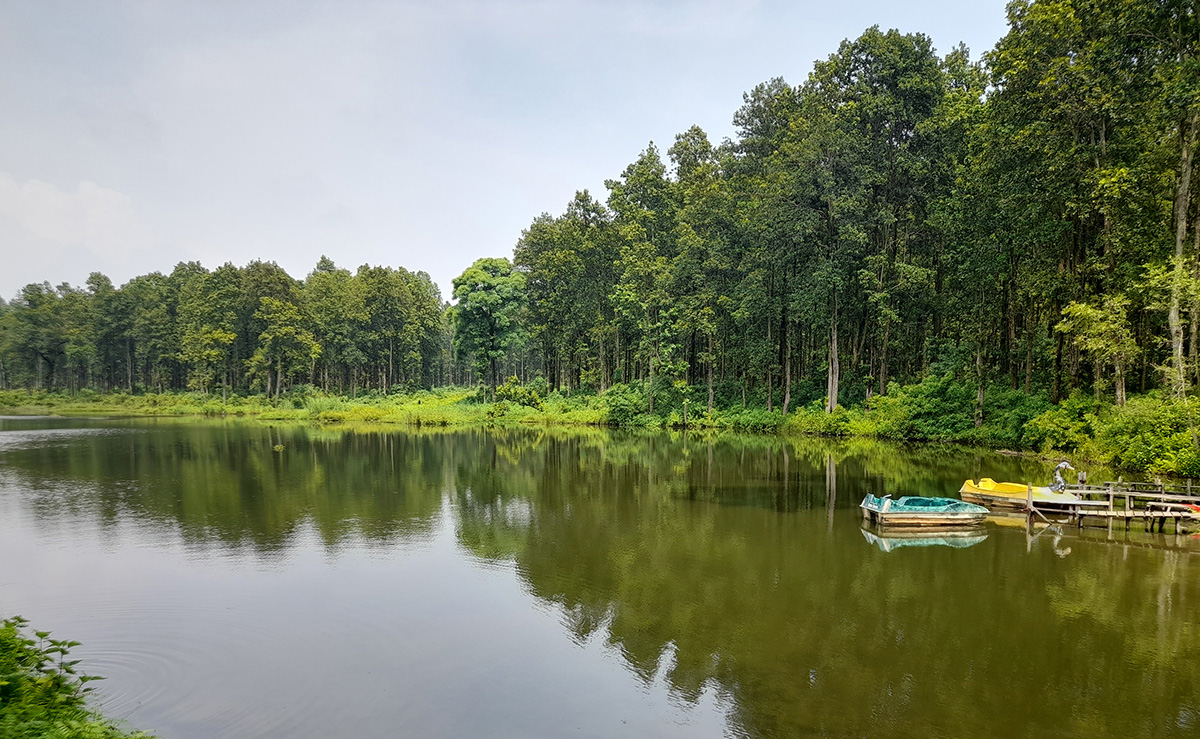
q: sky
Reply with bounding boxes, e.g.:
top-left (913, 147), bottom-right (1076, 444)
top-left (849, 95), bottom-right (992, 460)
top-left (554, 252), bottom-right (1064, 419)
top-left (0, 0), bottom-right (1010, 303)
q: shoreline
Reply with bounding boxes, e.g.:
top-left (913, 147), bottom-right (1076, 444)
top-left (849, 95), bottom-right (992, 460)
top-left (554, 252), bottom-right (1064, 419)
top-left (1, 386), bottom-right (1190, 479)
top-left (0, 389), bottom-right (1096, 468)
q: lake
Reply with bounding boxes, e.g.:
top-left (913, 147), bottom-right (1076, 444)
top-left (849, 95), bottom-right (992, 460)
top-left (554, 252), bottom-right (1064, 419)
top-left (1, 417), bottom-right (1197, 738)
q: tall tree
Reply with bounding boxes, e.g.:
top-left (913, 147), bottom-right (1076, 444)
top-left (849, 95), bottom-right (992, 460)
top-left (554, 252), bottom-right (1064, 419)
top-left (451, 258), bottom-right (527, 396)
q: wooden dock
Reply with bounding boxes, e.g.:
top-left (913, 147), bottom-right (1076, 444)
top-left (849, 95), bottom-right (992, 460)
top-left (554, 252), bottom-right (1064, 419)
top-left (1026, 481), bottom-right (1200, 533)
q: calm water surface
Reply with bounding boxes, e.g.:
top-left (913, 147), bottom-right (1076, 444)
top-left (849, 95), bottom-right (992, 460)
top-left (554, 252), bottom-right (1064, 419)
top-left (1, 417), bottom-right (1197, 738)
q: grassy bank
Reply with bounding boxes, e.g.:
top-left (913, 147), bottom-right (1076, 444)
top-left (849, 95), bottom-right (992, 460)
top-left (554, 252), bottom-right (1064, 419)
top-left (5, 375), bottom-right (1200, 476)
top-left (0, 616), bottom-right (152, 738)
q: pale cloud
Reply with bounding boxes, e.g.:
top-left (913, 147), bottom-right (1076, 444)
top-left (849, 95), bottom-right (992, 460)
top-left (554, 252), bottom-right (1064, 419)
top-left (0, 173), bottom-right (163, 292)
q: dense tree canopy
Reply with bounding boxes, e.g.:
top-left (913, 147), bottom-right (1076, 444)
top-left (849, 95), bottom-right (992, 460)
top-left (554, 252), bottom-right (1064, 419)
top-left (497, 2), bottom-right (1200, 417)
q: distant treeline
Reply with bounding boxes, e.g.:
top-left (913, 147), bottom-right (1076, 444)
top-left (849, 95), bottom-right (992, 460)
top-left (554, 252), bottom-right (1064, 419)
top-left (5, 2), bottom-right (1200, 416)
top-left (0, 258), bottom-right (451, 397)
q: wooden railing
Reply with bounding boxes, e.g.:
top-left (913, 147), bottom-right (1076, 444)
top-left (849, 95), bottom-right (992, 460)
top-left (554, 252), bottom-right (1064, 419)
top-left (1042, 482), bottom-right (1200, 532)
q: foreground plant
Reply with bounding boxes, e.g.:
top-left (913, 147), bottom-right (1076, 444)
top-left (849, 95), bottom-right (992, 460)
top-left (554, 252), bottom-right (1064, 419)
top-left (0, 615), bottom-right (152, 738)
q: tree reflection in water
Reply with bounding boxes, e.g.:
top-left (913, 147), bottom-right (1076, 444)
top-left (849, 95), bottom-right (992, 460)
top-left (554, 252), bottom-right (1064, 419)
top-left (1, 419), bottom-right (1196, 738)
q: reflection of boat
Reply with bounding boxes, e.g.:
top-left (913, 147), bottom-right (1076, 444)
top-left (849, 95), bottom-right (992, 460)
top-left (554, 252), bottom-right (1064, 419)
top-left (859, 494), bottom-right (989, 526)
top-left (860, 527), bottom-right (988, 552)
top-left (959, 478), bottom-right (1078, 511)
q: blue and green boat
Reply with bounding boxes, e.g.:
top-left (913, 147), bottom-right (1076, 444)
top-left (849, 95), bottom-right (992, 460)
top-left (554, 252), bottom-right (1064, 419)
top-left (860, 493), bottom-right (989, 527)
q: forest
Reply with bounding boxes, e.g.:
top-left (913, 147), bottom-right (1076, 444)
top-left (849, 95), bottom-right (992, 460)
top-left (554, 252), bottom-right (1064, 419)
top-left (5, 1), bottom-right (1200, 471)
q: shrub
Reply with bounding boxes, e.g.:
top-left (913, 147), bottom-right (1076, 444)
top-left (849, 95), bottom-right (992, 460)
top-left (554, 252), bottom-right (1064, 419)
top-left (782, 404), bottom-right (850, 436)
top-left (345, 406), bottom-right (386, 423)
top-left (484, 401), bottom-right (511, 421)
top-left (1089, 394), bottom-right (1200, 475)
top-left (601, 383), bottom-right (644, 425)
top-left (304, 395), bottom-right (346, 416)
top-left (495, 376), bottom-right (544, 410)
top-left (1023, 391), bottom-right (1099, 454)
top-left (526, 376), bottom-right (550, 399)
top-left (726, 409), bottom-right (780, 431)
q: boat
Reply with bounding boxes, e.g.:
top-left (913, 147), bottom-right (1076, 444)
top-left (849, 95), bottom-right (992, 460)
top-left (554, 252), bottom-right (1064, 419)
top-left (959, 478), bottom-right (1079, 512)
top-left (860, 526), bottom-right (988, 552)
top-left (859, 493), bottom-right (989, 527)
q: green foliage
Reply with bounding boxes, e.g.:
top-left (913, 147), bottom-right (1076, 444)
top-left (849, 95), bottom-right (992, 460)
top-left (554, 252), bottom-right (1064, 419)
top-left (450, 258), bottom-right (527, 392)
top-left (776, 376), bottom-right (1052, 448)
top-left (722, 409), bottom-right (785, 432)
top-left (841, 375), bottom-right (1047, 446)
top-left (0, 616), bottom-right (151, 738)
top-left (525, 376), bottom-right (550, 399)
top-left (1091, 395), bottom-right (1200, 475)
top-left (495, 376), bottom-right (543, 410)
top-left (484, 401), bottom-right (512, 422)
top-left (1025, 391), bottom-right (1200, 476)
top-left (601, 383), bottom-right (644, 425)
top-left (1058, 295), bottom-right (1139, 403)
top-left (786, 405), bottom-right (852, 436)
top-left (0, 257), bottom-right (448, 399)
top-left (1023, 391), bottom-right (1101, 454)
top-left (304, 395), bottom-right (346, 416)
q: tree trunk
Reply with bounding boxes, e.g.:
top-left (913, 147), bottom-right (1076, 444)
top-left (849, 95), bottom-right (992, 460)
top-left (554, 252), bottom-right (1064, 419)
top-left (1192, 212), bottom-right (1200, 383)
top-left (1141, 314), bottom-right (1149, 392)
top-left (1069, 342), bottom-right (1080, 391)
top-left (1024, 312), bottom-right (1034, 395)
top-left (782, 327), bottom-right (792, 415)
top-left (707, 333), bottom-right (714, 414)
top-left (974, 348), bottom-right (984, 428)
top-left (1007, 287), bottom-right (1018, 390)
top-left (1169, 109), bottom-right (1200, 397)
top-left (598, 329), bottom-right (607, 392)
top-left (825, 297), bottom-right (839, 413)
top-left (614, 329), bottom-right (621, 384)
top-left (648, 344), bottom-right (655, 414)
top-left (1115, 355), bottom-right (1126, 407)
top-left (878, 321), bottom-right (889, 396)
top-left (1053, 331), bottom-right (1063, 404)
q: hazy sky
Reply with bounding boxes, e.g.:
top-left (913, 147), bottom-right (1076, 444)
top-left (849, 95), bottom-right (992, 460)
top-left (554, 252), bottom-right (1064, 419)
top-left (0, 0), bottom-right (1009, 303)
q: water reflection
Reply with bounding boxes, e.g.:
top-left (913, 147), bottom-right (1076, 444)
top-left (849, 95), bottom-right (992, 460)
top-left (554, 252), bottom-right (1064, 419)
top-left (0, 418), bottom-right (445, 554)
top-left (447, 428), bottom-right (1200, 738)
top-left (0, 418), bottom-right (1197, 738)
top-left (859, 526), bottom-right (989, 552)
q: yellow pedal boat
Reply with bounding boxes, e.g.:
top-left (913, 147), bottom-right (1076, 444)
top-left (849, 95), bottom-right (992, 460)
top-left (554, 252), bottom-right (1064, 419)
top-left (959, 478), bottom-right (1079, 511)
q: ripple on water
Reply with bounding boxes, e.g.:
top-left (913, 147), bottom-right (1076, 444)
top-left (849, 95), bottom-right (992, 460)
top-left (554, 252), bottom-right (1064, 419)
top-left (31, 594), bottom-right (390, 738)
top-left (27, 599), bottom-right (260, 728)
